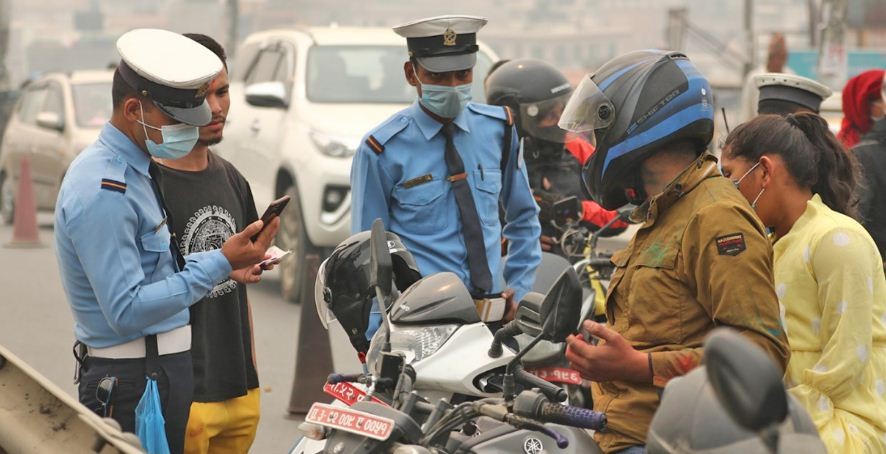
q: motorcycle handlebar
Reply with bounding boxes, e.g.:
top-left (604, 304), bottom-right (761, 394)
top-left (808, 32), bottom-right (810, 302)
top-left (514, 368), bottom-right (567, 402)
top-left (326, 373), bottom-right (365, 384)
top-left (536, 401), bottom-right (607, 431)
top-left (513, 390), bottom-right (607, 431)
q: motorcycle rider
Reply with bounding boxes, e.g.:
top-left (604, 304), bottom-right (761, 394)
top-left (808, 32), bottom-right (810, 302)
top-left (485, 59), bottom-right (628, 255)
top-left (559, 50), bottom-right (790, 453)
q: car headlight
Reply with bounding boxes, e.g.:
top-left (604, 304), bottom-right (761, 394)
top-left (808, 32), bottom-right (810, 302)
top-left (367, 324), bottom-right (459, 369)
top-left (309, 129), bottom-right (357, 158)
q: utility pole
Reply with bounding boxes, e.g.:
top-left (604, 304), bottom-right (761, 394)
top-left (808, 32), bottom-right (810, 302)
top-left (665, 8), bottom-right (687, 51)
top-left (807, 0), bottom-right (819, 47)
top-left (817, 0), bottom-right (848, 89)
top-left (743, 0), bottom-right (754, 78)
top-left (225, 0), bottom-right (239, 59)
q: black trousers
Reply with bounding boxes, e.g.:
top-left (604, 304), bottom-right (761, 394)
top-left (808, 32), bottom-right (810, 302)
top-left (78, 350), bottom-right (193, 454)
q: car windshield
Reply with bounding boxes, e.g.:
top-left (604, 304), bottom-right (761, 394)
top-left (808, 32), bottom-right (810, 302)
top-left (72, 82), bottom-right (112, 128)
top-left (306, 45), bottom-right (492, 104)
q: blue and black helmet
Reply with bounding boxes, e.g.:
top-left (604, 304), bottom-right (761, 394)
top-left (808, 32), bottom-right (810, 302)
top-left (559, 50), bottom-right (714, 209)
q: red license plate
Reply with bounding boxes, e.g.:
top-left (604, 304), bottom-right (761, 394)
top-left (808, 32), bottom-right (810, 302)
top-left (323, 381), bottom-right (387, 406)
top-left (527, 366), bottom-right (584, 385)
top-left (305, 403), bottom-right (395, 441)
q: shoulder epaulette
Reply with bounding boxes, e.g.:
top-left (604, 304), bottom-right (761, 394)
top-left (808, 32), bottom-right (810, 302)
top-left (467, 102), bottom-right (509, 122)
top-left (101, 179), bottom-right (126, 193)
top-left (365, 135), bottom-right (385, 154)
top-left (100, 157), bottom-right (128, 193)
top-left (364, 114), bottom-right (410, 154)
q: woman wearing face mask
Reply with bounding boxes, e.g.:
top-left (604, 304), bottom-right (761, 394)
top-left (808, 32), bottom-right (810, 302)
top-left (720, 113), bottom-right (886, 453)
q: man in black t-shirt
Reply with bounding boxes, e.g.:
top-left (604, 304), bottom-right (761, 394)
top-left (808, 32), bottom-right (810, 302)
top-left (156, 34), bottom-right (263, 454)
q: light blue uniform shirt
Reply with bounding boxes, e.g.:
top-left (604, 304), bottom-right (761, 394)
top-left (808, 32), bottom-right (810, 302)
top-left (54, 123), bottom-right (232, 348)
top-left (351, 101), bottom-right (541, 301)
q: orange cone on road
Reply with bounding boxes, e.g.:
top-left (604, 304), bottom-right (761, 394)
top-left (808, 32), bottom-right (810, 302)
top-left (6, 157), bottom-right (42, 248)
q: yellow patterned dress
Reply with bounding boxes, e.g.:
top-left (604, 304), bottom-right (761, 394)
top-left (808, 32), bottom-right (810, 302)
top-left (773, 195), bottom-right (886, 453)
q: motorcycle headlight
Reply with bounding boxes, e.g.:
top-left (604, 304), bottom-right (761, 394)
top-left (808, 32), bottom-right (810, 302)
top-left (309, 129), bottom-right (357, 158)
top-left (367, 324), bottom-right (458, 369)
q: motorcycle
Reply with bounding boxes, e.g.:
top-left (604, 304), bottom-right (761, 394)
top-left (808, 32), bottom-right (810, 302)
top-left (291, 220), bottom-right (606, 453)
top-left (292, 220), bottom-right (826, 454)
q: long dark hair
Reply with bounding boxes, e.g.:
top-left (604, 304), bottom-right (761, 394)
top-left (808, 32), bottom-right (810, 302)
top-left (723, 113), bottom-right (859, 218)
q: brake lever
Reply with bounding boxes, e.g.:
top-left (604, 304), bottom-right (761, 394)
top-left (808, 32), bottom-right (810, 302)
top-left (505, 414), bottom-right (569, 449)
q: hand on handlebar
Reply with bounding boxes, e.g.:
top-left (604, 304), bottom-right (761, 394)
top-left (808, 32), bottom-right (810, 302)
top-left (565, 320), bottom-right (652, 383)
top-left (540, 235), bottom-right (555, 252)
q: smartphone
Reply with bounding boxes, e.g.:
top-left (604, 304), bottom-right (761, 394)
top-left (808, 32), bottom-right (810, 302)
top-left (251, 195), bottom-right (291, 241)
top-left (553, 196), bottom-right (580, 223)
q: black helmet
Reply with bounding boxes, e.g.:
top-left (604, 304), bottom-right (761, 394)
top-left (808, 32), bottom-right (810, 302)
top-left (315, 231), bottom-right (421, 353)
top-left (559, 50), bottom-right (714, 209)
top-left (485, 59), bottom-right (574, 144)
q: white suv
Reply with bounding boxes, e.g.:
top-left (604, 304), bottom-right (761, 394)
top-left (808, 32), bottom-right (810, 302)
top-left (217, 27), bottom-right (496, 301)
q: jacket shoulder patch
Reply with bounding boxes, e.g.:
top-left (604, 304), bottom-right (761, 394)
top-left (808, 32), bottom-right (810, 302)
top-left (716, 233), bottom-right (746, 256)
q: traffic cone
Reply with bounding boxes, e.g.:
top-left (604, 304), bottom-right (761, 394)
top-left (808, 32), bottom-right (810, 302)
top-left (288, 253), bottom-right (335, 414)
top-left (6, 157), bottom-right (42, 248)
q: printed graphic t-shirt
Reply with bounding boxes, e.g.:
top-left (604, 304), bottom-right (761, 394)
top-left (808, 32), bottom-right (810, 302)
top-left (157, 152), bottom-right (260, 402)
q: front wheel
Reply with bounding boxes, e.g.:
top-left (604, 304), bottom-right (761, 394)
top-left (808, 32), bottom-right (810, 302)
top-left (278, 184), bottom-right (314, 303)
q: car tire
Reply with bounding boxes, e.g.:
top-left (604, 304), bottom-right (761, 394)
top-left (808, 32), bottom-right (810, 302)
top-left (0, 172), bottom-right (13, 225)
top-left (278, 183), bottom-right (314, 303)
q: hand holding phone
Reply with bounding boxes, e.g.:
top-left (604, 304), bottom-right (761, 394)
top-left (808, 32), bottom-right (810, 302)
top-left (251, 195), bottom-right (291, 241)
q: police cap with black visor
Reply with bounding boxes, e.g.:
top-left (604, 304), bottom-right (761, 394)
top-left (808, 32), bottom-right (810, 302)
top-left (116, 28), bottom-right (222, 127)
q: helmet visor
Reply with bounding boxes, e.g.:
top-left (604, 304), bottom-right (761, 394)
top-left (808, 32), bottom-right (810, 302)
top-left (558, 75), bottom-right (615, 133)
top-left (520, 92), bottom-right (574, 143)
top-left (314, 257), bottom-right (335, 329)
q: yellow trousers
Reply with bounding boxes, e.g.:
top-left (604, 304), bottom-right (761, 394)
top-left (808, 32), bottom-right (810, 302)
top-left (184, 388), bottom-right (260, 454)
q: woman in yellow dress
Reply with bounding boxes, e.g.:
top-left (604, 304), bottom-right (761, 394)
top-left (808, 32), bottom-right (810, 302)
top-left (720, 113), bottom-right (886, 453)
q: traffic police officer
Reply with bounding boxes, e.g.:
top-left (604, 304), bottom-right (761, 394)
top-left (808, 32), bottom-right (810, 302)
top-left (351, 15), bottom-right (541, 319)
top-left (54, 29), bottom-right (278, 454)
top-left (754, 72), bottom-right (833, 116)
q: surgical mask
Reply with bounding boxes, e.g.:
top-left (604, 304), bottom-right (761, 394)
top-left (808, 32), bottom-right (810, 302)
top-left (137, 101), bottom-right (199, 159)
top-left (413, 68), bottom-right (472, 119)
top-left (733, 161), bottom-right (765, 209)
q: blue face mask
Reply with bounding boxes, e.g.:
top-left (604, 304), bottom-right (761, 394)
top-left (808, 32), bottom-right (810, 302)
top-left (414, 68), bottom-right (472, 119)
top-left (138, 101), bottom-right (199, 160)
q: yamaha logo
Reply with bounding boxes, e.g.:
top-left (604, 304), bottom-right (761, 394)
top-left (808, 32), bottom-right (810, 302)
top-left (523, 437), bottom-right (544, 454)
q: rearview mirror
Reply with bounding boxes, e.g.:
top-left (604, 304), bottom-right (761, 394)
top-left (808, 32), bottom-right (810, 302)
top-left (369, 218), bottom-right (393, 304)
top-left (245, 81), bottom-right (288, 108)
top-left (705, 328), bottom-right (788, 432)
top-left (36, 111), bottom-right (63, 132)
top-left (539, 268), bottom-right (582, 343)
top-left (513, 292), bottom-right (544, 337)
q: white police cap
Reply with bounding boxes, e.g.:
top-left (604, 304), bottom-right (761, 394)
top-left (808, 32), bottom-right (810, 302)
top-left (754, 73), bottom-right (833, 114)
top-left (393, 15), bottom-right (487, 73)
top-left (116, 29), bottom-right (223, 126)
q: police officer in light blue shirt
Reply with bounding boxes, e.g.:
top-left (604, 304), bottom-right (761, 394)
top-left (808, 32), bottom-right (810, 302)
top-left (54, 29), bottom-right (278, 454)
top-left (351, 15), bottom-right (541, 320)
